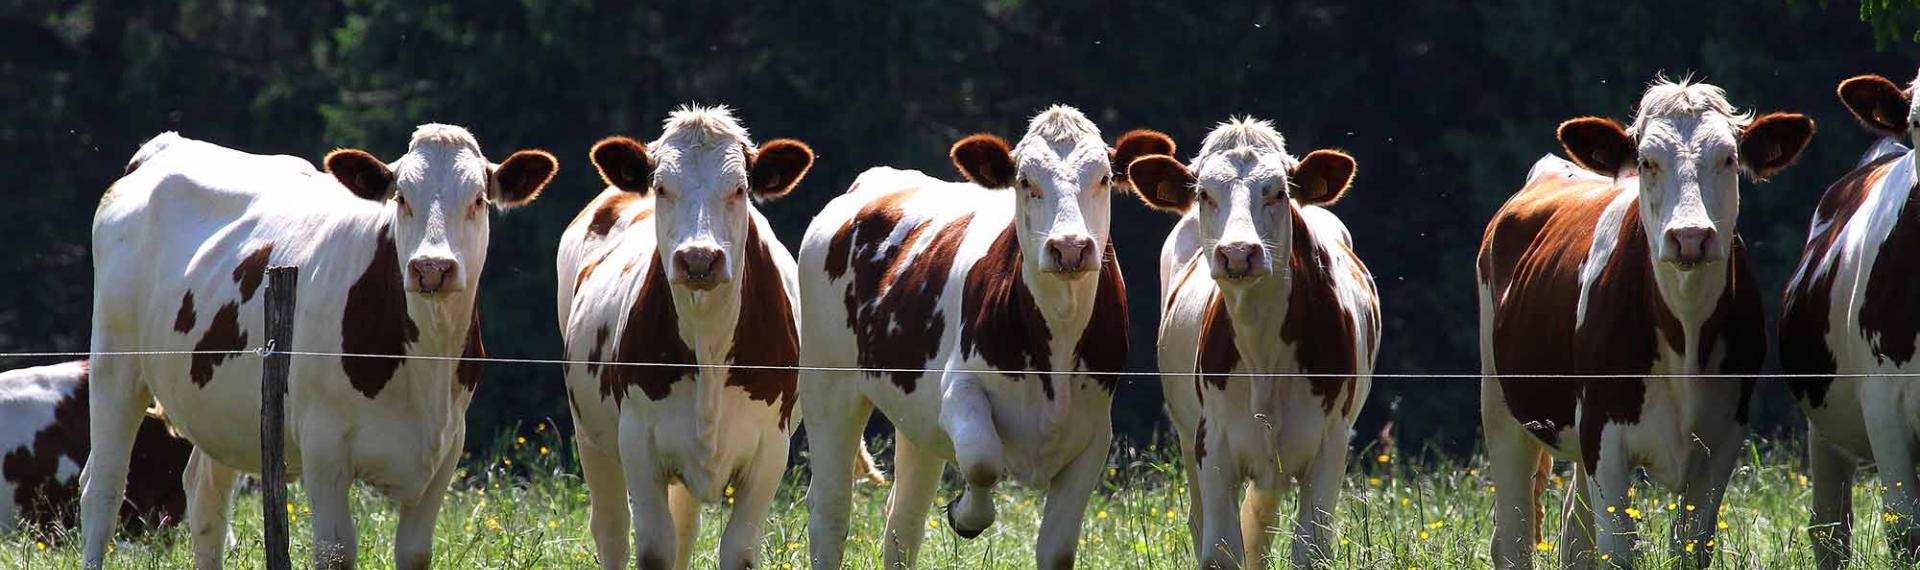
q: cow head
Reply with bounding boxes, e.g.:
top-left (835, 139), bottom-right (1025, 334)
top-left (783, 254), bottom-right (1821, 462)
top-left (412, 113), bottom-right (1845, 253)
top-left (1838, 72), bottom-right (1918, 146)
top-left (1559, 79), bottom-right (1812, 269)
top-left (1131, 118), bottom-right (1355, 285)
top-left (589, 105), bottom-right (813, 291)
top-left (949, 105), bottom-right (1171, 279)
top-left (325, 124), bottom-right (555, 296)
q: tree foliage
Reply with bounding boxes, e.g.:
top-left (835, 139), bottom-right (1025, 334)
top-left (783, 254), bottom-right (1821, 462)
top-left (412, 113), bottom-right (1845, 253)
top-left (3, 0), bottom-right (1917, 458)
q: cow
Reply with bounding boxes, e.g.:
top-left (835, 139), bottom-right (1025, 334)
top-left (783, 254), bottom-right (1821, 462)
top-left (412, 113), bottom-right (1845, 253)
top-left (1130, 118), bottom-right (1378, 570)
top-left (1780, 71), bottom-right (1920, 569)
top-left (796, 105), bottom-right (1169, 570)
top-left (84, 126), bottom-right (553, 569)
top-left (555, 105), bottom-right (840, 570)
top-left (1477, 78), bottom-right (1812, 569)
top-left (2, 360), bottom-right (192, 534)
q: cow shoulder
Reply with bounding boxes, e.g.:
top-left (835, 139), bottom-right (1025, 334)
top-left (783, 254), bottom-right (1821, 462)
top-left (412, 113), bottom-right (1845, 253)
top-left (1282, 206), bottom-right (1367, 415)
top-left (824, 188), bottom-right (975, 394)
top-left (960, 222), bottom-right (1054, 392)
top-left (340, 223), bottom-right (420, 399)
top-left (725, 222), bottom-right (799, 428)
top-left (603, 252), bottom-right (695, 404)
top-left (1782, 153), bottom-right (1901, 405)
top-left (1859, 157), bottom-right (1920, 368)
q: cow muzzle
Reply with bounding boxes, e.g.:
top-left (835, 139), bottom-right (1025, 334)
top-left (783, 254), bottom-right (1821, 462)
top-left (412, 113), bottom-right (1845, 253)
top-left (1043, 235), bottom-right (1096, 275)
top-left (1662, 226), bottom-right (1720, 269)
top-left (672, 246), bottom-right (727, 290)
top-left (1212, 242), bottom-right (1268, 282)
top-left (407, 257), bottom-right (462, 294)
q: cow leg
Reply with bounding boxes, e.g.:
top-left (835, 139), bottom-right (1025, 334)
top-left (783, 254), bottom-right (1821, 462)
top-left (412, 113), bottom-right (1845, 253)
top-left (1484, 381), bottom-right (1545, 570)
top-left (717, 437), bottom-right (785, 570)
top-left (79, 351), bottom-right (148, 569)
top-left (1240, 483), bottom-right (1283, 570)
top-left (1290, 431), bottom-right (1349, 570)
top-left (578, 432), bottom-right (631, 570)
top-left (618, 425), bottom-right (675, 570)
top-left (1864, 378), bottom-right (1920, 563)
top-left (1808, 426), bottom-right (1855, 570)
top-left (1671, 424), bottom-right (1741, 570)
top-left (939, 372), bottom-right (1001, 538)
top-left (882, 433), bottom-right (942, 569)
top-left (1586, 429), bottom-right (1636, 570)
top-left (1035, 427), bottom-right (1111, 570)
top-left (184, 448), bottom-right (239, 570)
top-left (1197, 421), bottom-right (1244, 569)
top-left (1175, 421), bottom-right (1205, 558)
top-left (303, 437), bottom-right (359, 569)
top-left (799, 374), bottom-right (869, 570)
top-left (1558, 465), bottom-right (1596, 570)
top-left (667, 484), bottom-right (698, 570)
top-left (393, 432), bottom-right (464, 570)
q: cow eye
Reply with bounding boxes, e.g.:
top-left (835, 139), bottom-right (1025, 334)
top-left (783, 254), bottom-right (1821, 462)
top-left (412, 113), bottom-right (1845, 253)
top-left (394, 194), bottom-right (412, 216)
top-left (736, 184), bottom-right (748, 198)
top-left (1723, 155), bottom-right (1736, 168)
top-left (1019, 177), bottom-right (1039, 198)
top-left (1197, 192), bottom-right (1216, 207)
top-left (1099, 174), bottom-right (1111, 188)
top-left (1638, 159), bottom-right (1656, 173)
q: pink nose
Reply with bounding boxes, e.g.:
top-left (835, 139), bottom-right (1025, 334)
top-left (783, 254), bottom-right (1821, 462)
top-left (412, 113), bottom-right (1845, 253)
top-left (673, 246), bottom-right (725, 286)
top-left (1045, 236), bottom-right (1095, 273)
top-left (1213, 242), bottom-right (1265, 280)
top-left (1664, 227), bottom-right (1718, 266)
top-left (408, 258), bottom-right (458, 293)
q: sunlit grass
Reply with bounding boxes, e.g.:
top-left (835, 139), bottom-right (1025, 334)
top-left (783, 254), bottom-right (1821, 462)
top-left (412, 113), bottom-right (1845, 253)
top-left (3, 426), bottom-right (1903, 569)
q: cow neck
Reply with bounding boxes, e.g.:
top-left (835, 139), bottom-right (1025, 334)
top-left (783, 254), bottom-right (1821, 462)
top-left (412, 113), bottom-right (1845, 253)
top-left (375, 216), bottom-right (475, 359)
top-left (1015, 227), bottom-right (1102, 349)
top-left (1635, 210), bottom-right (1728, 371)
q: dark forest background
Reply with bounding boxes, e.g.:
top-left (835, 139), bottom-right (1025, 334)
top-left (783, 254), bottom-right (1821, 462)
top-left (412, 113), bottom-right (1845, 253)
top-left (5, 1), bottom-right (1920, 463)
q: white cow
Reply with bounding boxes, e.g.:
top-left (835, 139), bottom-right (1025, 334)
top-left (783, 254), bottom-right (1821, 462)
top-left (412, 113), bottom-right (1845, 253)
top-left (1132, 118), bottom-right (1377, 570)
top-left (555, 105), bottom-right (828, 570)
top-left (796, 106), bottom-right (1170, 569)
top-left (85, 126), bottom-right (552, 569)
top-left (1, 360), bottom-right (192, 534)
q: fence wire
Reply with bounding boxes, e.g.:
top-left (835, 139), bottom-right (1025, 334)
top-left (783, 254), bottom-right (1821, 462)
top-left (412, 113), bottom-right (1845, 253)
top-left (5, 347), bottom-right (1917, 379)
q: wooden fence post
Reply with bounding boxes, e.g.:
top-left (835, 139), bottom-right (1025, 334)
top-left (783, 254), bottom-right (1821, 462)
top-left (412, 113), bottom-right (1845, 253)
top-left (261, 265), bottom-right (297, 570)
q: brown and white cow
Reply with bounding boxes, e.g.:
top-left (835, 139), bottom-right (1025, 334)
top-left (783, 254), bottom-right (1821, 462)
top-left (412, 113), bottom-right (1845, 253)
top-left (1478, 78), bottom-right (1811, 569)
top-left (1131, 118), bottom-right (1378, 569)
top-left (1, 360), bottom-right (192, 534)
top-left (796, 106), bottom-right (1166, 569)
top-left (556, 106), bottom-right (824, 570)
top-left (1781, 71), bottom-right (1920, 569)
top-left (85, 127), bottom-right (550, 569)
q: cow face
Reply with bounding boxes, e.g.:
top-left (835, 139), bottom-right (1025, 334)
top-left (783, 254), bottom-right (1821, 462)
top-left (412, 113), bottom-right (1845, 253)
top-left (1132, 120), bottom-right (1354, 285)
top-left (950, 106), bottom-right (1170, 279)
top-left (1838, 73), bottom-right (1917, 146)
top-left (326, 124), bottom-right (555, 296)
top-left (1559, 81), bottom-right (1811, 269)
top-left (589, 106), bottom-right (812, 291)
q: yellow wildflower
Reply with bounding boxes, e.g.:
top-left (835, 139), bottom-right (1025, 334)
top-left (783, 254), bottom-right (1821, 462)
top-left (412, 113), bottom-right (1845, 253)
top-left (1377, 454), bottom-right (1391, 464)
top-left (1368, 477), bottom-right (1382, 487)
top-left (1625, 507), bottom-right (1642, 520)
top-left (1535, 542), bottom-right (1554, 552)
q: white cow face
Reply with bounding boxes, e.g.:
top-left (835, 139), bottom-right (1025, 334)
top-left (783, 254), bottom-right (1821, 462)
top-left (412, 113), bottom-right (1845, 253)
top-left (1559, 82), bottom-right (1812, 269)
top-left (1130, 124), bottom-right (1354, 285)
top-left (325, 124), bottom-right (555, 296)
top-left (588, 107), bottom-right (812, 291)
top-left (1838, 72), bottom-right (1919, 148)
top-left (948, 106), bottom-right (1172, 279)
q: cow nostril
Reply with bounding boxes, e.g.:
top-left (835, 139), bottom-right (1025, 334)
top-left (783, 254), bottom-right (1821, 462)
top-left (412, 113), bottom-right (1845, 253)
top-left (1664, 227), bottom-right (1717, 263)
top-left (674, 248), bottom-right (723, 280)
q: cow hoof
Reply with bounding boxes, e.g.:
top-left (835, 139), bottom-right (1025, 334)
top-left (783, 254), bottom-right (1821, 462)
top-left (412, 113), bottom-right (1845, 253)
top-left (946, 502), bottom-right (987, 540)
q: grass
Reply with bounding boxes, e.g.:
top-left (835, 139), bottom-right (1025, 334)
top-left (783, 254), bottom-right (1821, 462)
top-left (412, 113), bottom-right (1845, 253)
top-left (4, 423), bottom-right (1906, 569)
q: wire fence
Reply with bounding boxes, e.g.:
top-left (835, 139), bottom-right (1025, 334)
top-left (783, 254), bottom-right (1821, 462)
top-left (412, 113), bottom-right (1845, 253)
top-left (3, 346), bottom-right (1914, 379)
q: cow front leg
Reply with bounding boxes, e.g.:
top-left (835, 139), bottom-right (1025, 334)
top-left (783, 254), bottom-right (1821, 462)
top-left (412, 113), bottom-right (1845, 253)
top-left (1290, 431), bottom-right (1350, 570)
top-left (667, 484), bottom-right (699, 570)
top-left (939, 372), bottom-right (1001, 538)
top-left (1808, 425), bottom-right (1855, 570)
top-left (79, 353), bottom-right (147, 570)
top-left (1558, 465), bottom-right (1596, 570)
top-left (1484, 380), bottom-right (1547, 570)
top-left (717, 436), bottom-right (787, 570)
top-left (1671, 424), bottom-right (1742, 570)
top-left (303, 437), bottom-right (360, 570)
top-left (394, 431), bottom-right (464, 570)
top-left (799, 373), bottom-right (868, 570)
top-left (1864, 378), bottom-right (1920, 563)
top-left (618, 423), bottom-right (676, 570)
top-left (1197, 420), bottom-right (1244, 569)
top-left (184, 448), bottom-right (240, 570)
top-left (1241, 483), bottom-right (1283, 570)
top-left (1174, 419), bottom-right (1205, 558)
top-left (882, 434), bottom-right (943, 569)
top-left (1586, 427), bottom-right (1636, 570)
top-left (578, 431), bottom-right (631, 570)
top-left (1035, 427), bottom-right (1111, 570)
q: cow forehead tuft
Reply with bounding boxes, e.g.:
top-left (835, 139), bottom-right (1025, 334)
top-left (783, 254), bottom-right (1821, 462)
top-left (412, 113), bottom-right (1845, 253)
top-left (1628, 78), bottom-right (1753, 138)
top-left (1023, 105), bottom-right (1100, 144)
top-left (657, 104), bottom-right (752, 149)
top-left (408, 124), bottom-right (481, 154)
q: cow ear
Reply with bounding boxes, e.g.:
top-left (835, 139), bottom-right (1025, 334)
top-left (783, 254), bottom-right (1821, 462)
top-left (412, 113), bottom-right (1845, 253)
top-left (1292, 150), bottom-right (1357, 206)
top-left (1557, 117), bottom-right (1637, 176)
top-left (324, 149), bottom-right (394, 201)
top-left (950, 134), bottom-right (1016, 189)
top-left (748, 139), bottom-right (815, 200)
top-left (1838, 75), bottom-right (1908, 139)
top-left (1110, 129), bottom-right (1176, 189)
top-left (1740, 112), bottom-right (1815, 180)
top-left (590, 137), bottom-right (653, 193)
top-left (1127, 155), bottom-right (1196, 213)
top-left (489, 150), bottom-right (557, 209)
